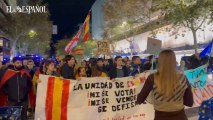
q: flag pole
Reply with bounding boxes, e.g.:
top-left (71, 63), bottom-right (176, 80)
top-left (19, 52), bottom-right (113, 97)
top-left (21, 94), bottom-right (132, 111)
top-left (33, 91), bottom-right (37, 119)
top-left (201, 40), bottom-right (212, 102)
top-left (69, 50), bottom-right (72, 55)
top-left (206, 39), bottom-right (213, 65)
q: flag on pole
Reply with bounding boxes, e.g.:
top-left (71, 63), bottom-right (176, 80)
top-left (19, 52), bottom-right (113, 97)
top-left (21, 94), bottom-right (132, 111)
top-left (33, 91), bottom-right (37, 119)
top-left (64, 10), bottom-right (90, 53)
top-left (199, 40), bottom-right (213, 58)
top-left (83, 11), bottom-right (90, 43)
top-left (65, 29), bottom-right (82, 53)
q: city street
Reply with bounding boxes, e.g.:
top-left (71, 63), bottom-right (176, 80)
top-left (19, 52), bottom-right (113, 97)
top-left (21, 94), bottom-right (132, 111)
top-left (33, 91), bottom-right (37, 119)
top-left (186, 107), bottom-right (199, 120)
top-left (0, 0), bottom-right (213, 120)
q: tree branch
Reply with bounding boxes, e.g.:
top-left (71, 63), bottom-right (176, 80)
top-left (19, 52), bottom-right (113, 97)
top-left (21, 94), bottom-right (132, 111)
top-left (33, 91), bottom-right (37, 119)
top-left (181, 21), bottom-right (187, 27)
top-left (185, 20), bottom-right (191, 28)
top-left (14, 31), bottom-right (27, 42)
top-left (195, 17), bottom-right (206, 31)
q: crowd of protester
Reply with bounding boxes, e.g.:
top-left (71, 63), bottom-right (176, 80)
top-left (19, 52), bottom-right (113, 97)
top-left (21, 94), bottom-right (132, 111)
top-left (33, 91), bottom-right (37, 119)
top-left (0, 50), bottom-right (212, 120)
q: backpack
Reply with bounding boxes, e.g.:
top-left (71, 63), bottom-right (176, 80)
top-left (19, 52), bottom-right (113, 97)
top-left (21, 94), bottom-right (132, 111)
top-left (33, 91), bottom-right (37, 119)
top-left (199, 97), bottom-right (213, 120)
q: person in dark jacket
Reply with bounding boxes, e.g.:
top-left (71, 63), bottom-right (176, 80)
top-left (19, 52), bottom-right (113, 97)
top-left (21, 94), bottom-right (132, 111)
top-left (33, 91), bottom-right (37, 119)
top-left (188, 53), bottom-right (208, 69)
top-left (129, 56), bottom-right (142, 76)
top-left (24, 60), bottom-right (37, 118)
top-left (61, 55), bottom-right (76, 80)
top-left (0, 57), bottom-right (32, 120)
top-left (142, 55), bottom-right (158, 71)
top-left (25, 60), bottom-right (37, 78)
top-left (96, 58), bottom-right (105, 72)
top-left (187, 53), bottom-right (202, 69)
top-left (109, 56), bottom-right (129, 80)
top-left (103, 59), bottom-right (110, 75)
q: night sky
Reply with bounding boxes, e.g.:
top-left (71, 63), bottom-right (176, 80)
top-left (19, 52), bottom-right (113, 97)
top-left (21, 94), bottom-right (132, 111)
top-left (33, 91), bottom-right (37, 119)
top-left (44, 0), bottom-right (96, 42)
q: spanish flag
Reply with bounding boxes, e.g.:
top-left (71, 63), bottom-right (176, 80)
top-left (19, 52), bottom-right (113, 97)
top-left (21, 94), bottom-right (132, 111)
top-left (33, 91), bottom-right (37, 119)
top-left (65, 29), bottom-right (82, 53)
top-left (29, 68), bottom-right (41, 109)
top-left (83, 11), bottom-right (90, 42)
top-left (32, 68), bottom-right (40, 94)
top-left (35, 76), bottom-right (72, 120)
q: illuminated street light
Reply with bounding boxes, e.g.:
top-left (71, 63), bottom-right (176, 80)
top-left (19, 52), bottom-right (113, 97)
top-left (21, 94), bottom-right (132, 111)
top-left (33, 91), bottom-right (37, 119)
top-left (122, 21), bottom-right (127, 25)
top-left (121, 21), bottom-right (127, 27)
top-left (30, 30), bottom-right (35, 33)
top-left (28, 30), bottom-right (37, 38)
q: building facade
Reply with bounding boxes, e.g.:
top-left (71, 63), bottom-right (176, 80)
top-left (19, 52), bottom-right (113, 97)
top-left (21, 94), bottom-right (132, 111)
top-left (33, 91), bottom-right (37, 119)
top-left (92, 0), bottom-right (213, 60)
top-left (0, 36), bottom-right (11, 61)
top-left (0, 0), bottom-right (17, 61)
top-left (91, 0), bottom-right (105, 40)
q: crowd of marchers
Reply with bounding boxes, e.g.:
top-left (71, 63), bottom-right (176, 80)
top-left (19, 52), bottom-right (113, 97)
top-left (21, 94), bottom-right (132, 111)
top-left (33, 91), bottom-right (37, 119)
top-left (0, 50), bottom-right (211, 120)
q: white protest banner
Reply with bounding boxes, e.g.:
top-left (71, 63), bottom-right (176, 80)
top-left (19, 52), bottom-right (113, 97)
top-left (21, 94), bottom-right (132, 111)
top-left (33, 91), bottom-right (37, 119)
top-left (35, 73), bottom-right (154, 120)
top-left (184, 64), bottom-right (208, 89)
top-left (35, 71), bottom-right (213, 120)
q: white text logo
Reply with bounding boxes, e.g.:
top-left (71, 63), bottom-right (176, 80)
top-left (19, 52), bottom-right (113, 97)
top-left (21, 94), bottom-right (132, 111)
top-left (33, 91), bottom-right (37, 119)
top-left (6, 5), bottom-right (47, 14)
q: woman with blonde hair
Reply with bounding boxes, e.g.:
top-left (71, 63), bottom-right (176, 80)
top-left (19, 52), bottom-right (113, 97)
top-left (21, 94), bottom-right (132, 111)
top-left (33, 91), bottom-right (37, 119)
top-left (137, 49), bottom-right (193, 120)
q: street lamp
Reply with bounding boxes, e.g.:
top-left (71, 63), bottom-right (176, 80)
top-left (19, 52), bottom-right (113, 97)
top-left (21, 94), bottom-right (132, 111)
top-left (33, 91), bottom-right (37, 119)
top-left (30, 30), bottom-right (35, 33)
top-left (121, 21), bottom-right (127, 27)
top-left (29, 30), bottom-right (37, 38)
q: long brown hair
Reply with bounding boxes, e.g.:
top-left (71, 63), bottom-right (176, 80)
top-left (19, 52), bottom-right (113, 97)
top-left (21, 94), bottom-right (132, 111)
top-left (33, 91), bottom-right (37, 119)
top-left (155, 49), bottom-right (178, 96)
top-left (44, 59), bottom-right (55, 73)
top-left (75, 67), bottom-right (86, 77)
top-left (91, 64), bottom-right (102, 77)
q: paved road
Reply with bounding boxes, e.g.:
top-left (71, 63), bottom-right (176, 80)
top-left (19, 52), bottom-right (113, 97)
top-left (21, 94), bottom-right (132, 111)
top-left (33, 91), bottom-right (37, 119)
top-left (186, 107), bottom-right (199, 120)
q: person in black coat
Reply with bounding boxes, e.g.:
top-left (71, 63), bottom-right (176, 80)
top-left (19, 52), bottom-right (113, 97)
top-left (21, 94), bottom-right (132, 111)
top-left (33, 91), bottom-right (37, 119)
top-left (25, 60), bottom-right (37, 78)
top-left (61, 55), bottom-right (76, 80)
top-left (187, 53), bottom-right (208, 69)
top-left (109, 56), bottom-right (129, 80)
top-left (0, 57), bottom-right (32, 120)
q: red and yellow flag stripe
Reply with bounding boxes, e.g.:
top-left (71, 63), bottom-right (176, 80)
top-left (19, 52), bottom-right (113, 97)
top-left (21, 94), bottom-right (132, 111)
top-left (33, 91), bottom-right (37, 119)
top-left (83, 12), bottom-right (90, 42)
top-left (45, 77), bottom-right (70, 120)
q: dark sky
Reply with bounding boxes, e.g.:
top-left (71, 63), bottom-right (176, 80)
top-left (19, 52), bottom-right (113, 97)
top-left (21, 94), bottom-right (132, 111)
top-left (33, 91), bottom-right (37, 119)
top-left (44, 0), bottom-right (96, 42)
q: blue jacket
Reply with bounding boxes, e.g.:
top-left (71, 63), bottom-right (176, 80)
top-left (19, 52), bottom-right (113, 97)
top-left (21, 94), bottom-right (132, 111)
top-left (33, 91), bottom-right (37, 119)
top-left (129, 64), bottom-right (140, 76)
